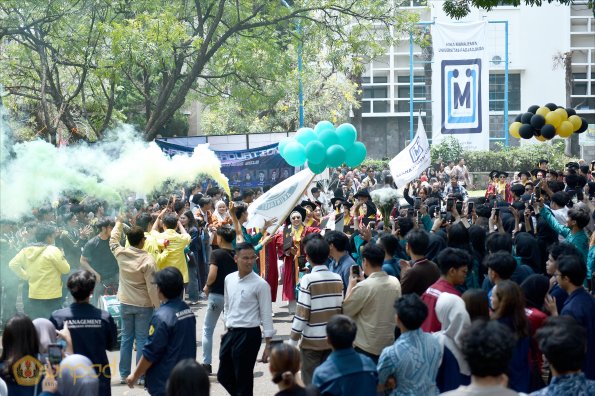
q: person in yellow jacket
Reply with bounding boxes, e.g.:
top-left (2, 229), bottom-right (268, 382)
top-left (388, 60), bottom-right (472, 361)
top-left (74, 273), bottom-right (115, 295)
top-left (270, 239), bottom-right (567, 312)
top-left (152, 211), bottom-right (191, 284)
top-left (9, 224), bottom-right (70, 319)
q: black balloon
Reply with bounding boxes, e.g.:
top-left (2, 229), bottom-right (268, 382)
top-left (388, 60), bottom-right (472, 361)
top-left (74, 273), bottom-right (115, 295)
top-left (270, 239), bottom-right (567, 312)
top-left (545, 103), bottom-right (558, 111)
top-left (566, 108), bottom-right (576, 116)
top-left (521, 112), bottom-right (533, 124)
top-left (541, 124), bottom-right (556, 139)
top-left (527, 105), bottom-right (539, 114)
top-left (576, 118), bottom-right (588, 134)
top-left (530, 114), bottom-right (546, 130)
top-left (519, 124), bottom-right (534, 139)
top-left (514, 114), bottom-right (522, 122)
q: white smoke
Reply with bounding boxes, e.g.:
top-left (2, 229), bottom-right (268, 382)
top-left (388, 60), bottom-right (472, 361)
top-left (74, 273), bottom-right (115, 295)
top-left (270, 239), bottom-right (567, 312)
top-left (0, 123), bottom-right (229, 220)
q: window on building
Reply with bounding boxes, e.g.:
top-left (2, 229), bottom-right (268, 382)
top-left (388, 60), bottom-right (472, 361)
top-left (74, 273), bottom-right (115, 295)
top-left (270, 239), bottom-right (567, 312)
top-left (363, 86), bottom-right (388, 99)
top-left (489, 73), bottom-right (520, 111)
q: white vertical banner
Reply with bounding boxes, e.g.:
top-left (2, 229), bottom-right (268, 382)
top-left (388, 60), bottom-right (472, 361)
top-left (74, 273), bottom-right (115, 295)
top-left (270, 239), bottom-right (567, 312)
top-left (431, 21), bottom-right (489, 151)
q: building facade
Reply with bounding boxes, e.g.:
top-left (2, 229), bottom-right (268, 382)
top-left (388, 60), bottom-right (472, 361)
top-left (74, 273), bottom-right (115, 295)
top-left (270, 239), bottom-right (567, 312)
top-left (361, 0), bottom-right (595, 158)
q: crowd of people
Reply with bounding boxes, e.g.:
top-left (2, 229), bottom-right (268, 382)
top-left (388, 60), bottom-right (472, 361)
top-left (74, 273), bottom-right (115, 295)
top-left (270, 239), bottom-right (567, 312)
top-left (1, 156), bottom-right (595, 396)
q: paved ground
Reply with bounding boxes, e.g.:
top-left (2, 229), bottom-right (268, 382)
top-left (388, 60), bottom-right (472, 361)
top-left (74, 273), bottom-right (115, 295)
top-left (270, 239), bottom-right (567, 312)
top-left (111, 289), bottom-right (293, 396)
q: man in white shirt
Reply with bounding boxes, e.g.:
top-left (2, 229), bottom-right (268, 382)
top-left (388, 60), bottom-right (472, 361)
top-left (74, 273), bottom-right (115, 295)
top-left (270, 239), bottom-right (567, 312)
top-left (217, 242), bottom-right (275, 396)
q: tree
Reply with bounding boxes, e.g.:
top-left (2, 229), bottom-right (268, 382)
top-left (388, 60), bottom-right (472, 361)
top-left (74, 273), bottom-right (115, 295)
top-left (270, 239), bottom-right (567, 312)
top-left (199, 7), bottom-right (419, 134)
top-left (0, 1), bottom-right (118, 143)
top-left (442, 0), bottom-right (593, 20)
top-left (2, 0), bottom-right (419, 142)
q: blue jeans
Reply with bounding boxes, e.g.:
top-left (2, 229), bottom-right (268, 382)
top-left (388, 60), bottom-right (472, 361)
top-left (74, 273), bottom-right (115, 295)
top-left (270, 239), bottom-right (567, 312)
top-left (119, 303), bottom-right (153, 377)
top-left (202, 293), bottom-right (224, 364)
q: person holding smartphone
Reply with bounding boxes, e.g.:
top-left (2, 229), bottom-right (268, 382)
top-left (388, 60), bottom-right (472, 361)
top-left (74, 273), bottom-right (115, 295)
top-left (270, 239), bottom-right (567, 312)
top-left (443, 176), bottom-right (469, 201)
top-left (343, 244), bottom-right (401, 363)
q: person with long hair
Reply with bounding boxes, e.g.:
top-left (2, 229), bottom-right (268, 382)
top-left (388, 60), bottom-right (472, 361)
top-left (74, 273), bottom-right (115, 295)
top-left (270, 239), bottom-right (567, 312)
top-left (180, 210), bottom-right (200, 304)
top-left (461, 289), bottom-right (489, 321)
top-left (0, 314), bottom-right (42, 395)
top-left (521, 274), bottom-right (550, 384)
top-left (269, 344), bottom-right (317, 396)
top-left (447, 223), bottom-right (479, 290)
top-left (490, 280), bottom-right (531, 392)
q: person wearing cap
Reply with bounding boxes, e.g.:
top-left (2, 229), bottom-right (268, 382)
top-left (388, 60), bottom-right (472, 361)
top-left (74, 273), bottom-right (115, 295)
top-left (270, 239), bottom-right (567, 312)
top-left (331, 198), bottom-right (354, 234)
top-left (353, 189), bottom-right (378, 219)
top-left (566, 162), bottom-right (580, 172)
top-left (301, 201), bottom-right (319, 228)
top-left (531, 169), bottom-right (546, 182)
top-left (496, 172), bottom-right (513, 203)
top-left (275, 206), bottom-right (319, 314)
top-left (485, 170), bottom-right (499, 199)
top-left (517, 171), bottom-right (531, 186)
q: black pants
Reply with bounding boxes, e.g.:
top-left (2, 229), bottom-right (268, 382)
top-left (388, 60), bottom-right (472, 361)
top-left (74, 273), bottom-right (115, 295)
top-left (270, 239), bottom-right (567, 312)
top-left (355, 346), bottom-right (379, 365)
top-left (217, 327), bottom-right (262, 396)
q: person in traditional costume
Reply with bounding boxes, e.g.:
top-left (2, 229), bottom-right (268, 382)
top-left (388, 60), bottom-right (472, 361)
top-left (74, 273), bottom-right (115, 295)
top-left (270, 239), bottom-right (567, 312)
top-left (484, 170), bottom-right (499, 199)
top-left (531, 169), bottom-right (546, 183)
top-left (274, 206), bottom-right (319, 314)
top-left (330, 197), bottom-right (354, 235)
top-left (517, 171), bottom-right (531, 186)
top-left (301, 201), bottom-right (320, 228)
top-left (496, 171), bottom-right (513, 203)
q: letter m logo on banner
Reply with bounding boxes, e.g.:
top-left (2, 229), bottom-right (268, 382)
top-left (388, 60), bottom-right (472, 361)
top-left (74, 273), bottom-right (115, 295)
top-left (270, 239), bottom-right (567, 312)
top-left (441, 58), bottom-right (483, 134)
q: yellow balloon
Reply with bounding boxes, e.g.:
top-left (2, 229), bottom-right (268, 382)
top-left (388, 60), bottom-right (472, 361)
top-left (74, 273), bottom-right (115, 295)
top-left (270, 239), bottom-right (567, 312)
top-left (557, 120), bottom-right (574, 138)
top-left (535, 135), bottom-right (547, 142)
top-left (554, 108), bottom-right (568, 122)
top-left (569, 115), bottom-right (582, 132)
top-left (536, 106), bottom-right (550, 117)
top-left (545, 111), bottom-right (562, 129)
top-left (509, 122), bottom-right (522, 139)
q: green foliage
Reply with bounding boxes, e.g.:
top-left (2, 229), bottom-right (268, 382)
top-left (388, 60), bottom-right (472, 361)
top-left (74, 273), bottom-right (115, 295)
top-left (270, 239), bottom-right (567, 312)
top-left (362, 158), bottom-right (389, 170)
top-left (464, 141), bottom-right (576, 172)
top-left (363, 140), bottom-right (576, 173)
top-left (441, 0), bottom-right (589, 20)
top-left (1, 0), bottom-right (419, 142)
top-left (430, 136), bottom-right (465, 164)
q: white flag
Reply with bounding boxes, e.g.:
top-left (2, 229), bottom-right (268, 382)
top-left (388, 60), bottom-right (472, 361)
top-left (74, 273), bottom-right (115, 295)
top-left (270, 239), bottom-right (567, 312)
top-left (389, 116), bottom-right (432, 188)
top-left (245, 168), bottom-right (315, 232)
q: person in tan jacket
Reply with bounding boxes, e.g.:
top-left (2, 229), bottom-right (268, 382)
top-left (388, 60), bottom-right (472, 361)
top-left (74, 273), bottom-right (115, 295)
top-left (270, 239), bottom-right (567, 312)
top-left (343, 244), bottom-right (402, 363)
top-left (110, 218), bottom-right (160, 383)
top-left (9, 223), bottom-right (70, 319)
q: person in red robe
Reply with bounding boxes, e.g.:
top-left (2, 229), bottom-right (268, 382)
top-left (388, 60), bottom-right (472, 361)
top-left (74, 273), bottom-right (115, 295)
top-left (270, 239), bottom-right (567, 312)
top-left (275, 206), bottom-right (319, 314)
top-left (484, 170), bottom-right (499, 199)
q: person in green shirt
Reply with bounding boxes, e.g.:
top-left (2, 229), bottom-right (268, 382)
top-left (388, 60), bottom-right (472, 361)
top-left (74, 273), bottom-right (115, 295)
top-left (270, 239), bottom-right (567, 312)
top-left (537, 199), bottom-right (590, 262)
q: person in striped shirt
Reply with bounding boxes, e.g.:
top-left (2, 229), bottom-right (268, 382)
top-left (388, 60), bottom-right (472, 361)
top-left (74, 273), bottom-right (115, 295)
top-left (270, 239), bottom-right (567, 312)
top-left (288, 237), bottom-right (344, 385)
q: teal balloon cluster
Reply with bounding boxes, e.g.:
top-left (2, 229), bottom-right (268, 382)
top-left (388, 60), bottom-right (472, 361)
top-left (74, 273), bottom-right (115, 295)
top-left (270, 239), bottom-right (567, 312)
top-left (278, 121), bottom-right (367, 174)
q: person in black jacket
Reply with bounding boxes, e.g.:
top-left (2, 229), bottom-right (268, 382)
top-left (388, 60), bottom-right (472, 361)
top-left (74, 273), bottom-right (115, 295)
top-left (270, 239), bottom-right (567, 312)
top-left (50, 270), bottom-right (118, 396)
